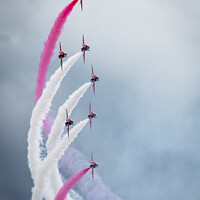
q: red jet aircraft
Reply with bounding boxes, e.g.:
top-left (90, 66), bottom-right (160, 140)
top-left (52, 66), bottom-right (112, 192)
top-left (58, 42), bottom-right (67, 70)
top-left (90, 65), bottom-right (99, 94)
top-left (65, 109), bottom-right (73, 138)
top-left (80, 0), bottom-right (83, 11)
top-left (81, 35), bottom-right (90, 63)
top-left (90, 152), bottom-right (98, 180)
top-left (88, 102), bottom-right (96, 129)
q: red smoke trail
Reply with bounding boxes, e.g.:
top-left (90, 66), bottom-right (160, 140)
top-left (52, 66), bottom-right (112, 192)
top-left (55, 168), bottom-right (90, 200)
top-left (35, 0), bottom-right (79, 101)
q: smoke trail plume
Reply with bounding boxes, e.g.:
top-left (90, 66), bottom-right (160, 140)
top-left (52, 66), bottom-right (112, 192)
top-left (46, 82), bottom-right (91, 153)
top-left (60, 146), bottom-right (122, 200)
top-left (32, 119), bottom-right (89, 200)
top-left (43, 185), bottom-right (55, 200)
top-left (55, 168), bottom-right (90, 200)
top-left (44, 82), bottom-right (91, 195)
top-left (35, 0), bottom-right (79, 101)
top-left (28, 53), bottom-right (81, 179)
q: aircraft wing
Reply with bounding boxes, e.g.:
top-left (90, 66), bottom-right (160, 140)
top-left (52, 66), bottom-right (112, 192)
top-left (61, 57), bottom-right (63, 70)
top-left (80, 0), bottom-right (83, 10)
top-left (89, 102), bottom-right (91, 112)
top-left (92, 65), bottom-right (94, 76)
top-left (83, 51), bottom-right (85, 63)
top-left (67, 125), bottom-right (69, 138)
top-left (82, 34), bottom-right (85, 45)
top-left (59, 42), bottom-right (62, 52)
top-left (92, 168), bottom-right (94, 180)
top-left (90, 118), bottom-right (92, 129)
top-left (93, 81), bottom-right (95, 94)
top-left (91, 152), bottom-right (93, 162)
top-left (66, 109), bottom-right (68, 119)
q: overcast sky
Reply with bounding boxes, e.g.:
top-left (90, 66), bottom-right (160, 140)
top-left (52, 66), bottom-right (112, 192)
top-left (0, 0), bottom-right (200, 199)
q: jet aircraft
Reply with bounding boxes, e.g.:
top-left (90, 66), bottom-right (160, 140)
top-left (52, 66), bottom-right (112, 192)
top-left (81, 35), bottom-right (90, 63)
top-left (88, 102), bottom-right (96, 129)
top-left (65, 109), bottom-right (73, 138)
top-left (58, 42), bottom-right (67, 70)
top-left (90, 152), bottom-right (98, 180)
top-left (90, 65), bottom-right (99, 94)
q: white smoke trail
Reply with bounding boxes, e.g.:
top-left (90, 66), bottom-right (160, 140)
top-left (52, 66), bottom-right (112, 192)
top-left (45, 82), bottom-right (91, 196)
top-left (49, 168), bottom-right (63, 196)
top-left (46, 82), bottom-right (91, 153)
top-left (43, 82), bottom-right (91, 195)
top-left (32, 119), bottom-right (89, 200)
top-left (42, 185), bottom-right (55, 200)
top-left (27, 52), bottom-right (82, 179)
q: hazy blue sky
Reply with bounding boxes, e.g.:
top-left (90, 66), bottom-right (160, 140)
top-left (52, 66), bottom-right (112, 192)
top-left (0, 0), bottom-right (200, 199)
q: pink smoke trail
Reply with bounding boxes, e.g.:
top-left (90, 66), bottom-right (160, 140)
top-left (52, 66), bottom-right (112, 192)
top-left (35, 0), bottom-right (79, 101)
top-left (55, 168), bottom-right (90, 200)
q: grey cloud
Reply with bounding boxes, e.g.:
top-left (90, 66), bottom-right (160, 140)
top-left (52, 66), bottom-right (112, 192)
top-left (1, 0), bottom-right (200, 199)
